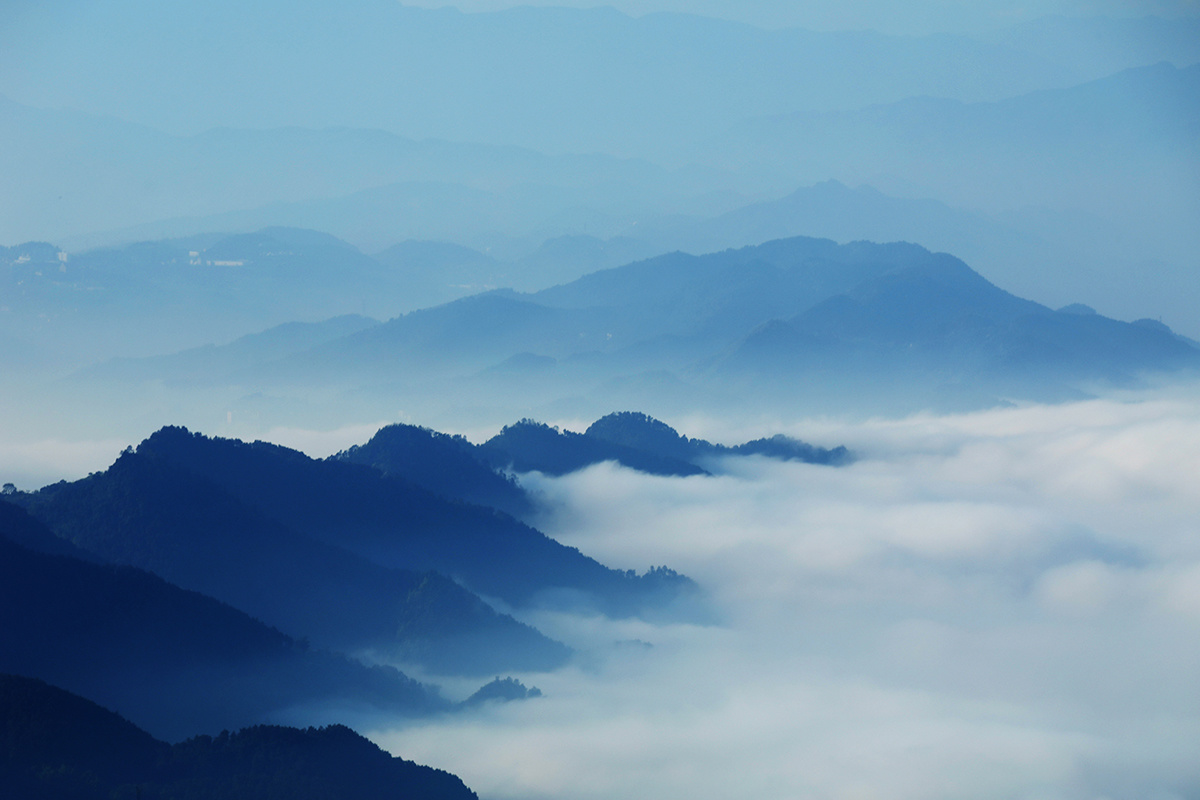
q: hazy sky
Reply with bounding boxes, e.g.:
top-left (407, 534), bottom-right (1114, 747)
top-left (399, 0), bottom-right (1200, 34)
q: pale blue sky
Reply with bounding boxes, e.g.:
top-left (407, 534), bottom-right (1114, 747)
top-left (397, 0), bottom-right (1200, 34)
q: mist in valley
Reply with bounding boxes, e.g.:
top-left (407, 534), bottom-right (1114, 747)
top-left (2, 1), bottom-right (1198, 798)
top-left (374, 392), bottom-right (1200, 799)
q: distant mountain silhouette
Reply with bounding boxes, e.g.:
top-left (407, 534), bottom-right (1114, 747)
top-left (373, 240), bottom-right (507, 307)
top-left (90, 314), bottom-right (379, 384)
top-left (509, 234), bottom-right (658, 291)
top-left (717, 63), bottom-right (1200, 271)
top-left (615, 179), bottom-right (1192, 330)
top-left (289, 237), bottom-right (932, 383)
top-left (62, 235), bottom-right (1200, 420)
top-left (293, 291), bottom-right (594, 379)
top-left (3, 3), bottom-right (1079, 229)
top-left (12, 445), bottom-right (570, 676)
top-left (721, 249), bottom-right (1200, 390)
top-left (988, 15), bottom-right (1200, 78)
top-left (531, 238), bottom-right (905, 347)
top-left (0, 226), bottom-right (404, 363)
top-left (0, 502), bottom-right (446, 740)
top-left (0, 674), bottom-right (477, 799)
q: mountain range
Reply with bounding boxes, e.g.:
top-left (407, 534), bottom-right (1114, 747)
top-left (0, 413), bottom-right (718, 738)
top-left (27, 234), bottom-right (1190, 434)
top-left (0, 2), bottom-right (1090, 161)
top-left (270, 236), bottom-right (1199, 416)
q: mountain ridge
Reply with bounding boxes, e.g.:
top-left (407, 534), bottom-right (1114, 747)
top-left (12, 444), bottom-right (572, 676)
top-left (0, 502), bottom-right (449, 741)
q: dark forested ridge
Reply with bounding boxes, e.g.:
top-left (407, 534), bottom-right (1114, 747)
top-left (121, 426), bottom-right (695, 616)
top-left (339, 411), bottom-right (846, 493)
top-left (0, 674), bottom-right (478, 800)
top-left (478, 419), bottom-right (708, 478)
top-left (0, 502), bottom-right (445, 741)
top-left (583, 411), bottom-right (851, 467)
top-left (477, 412), bottom-right (850, 477)
top-left (11, 446), bottom-right (569, 677)
top-left (335, 423), bottom-right (532, 516)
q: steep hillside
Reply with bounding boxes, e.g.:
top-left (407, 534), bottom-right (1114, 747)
top-left (49, 426), bottom-right (696, 618)
top-left (14, 451), bottom-right (569, 676)
top-left (0, 504), bottom-right (446, 740)
top-left (0, 674), bottom-right (477, 799)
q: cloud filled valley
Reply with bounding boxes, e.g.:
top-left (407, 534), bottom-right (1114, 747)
top-left (373, 392), bottom-right (1200, 799)
top-left (2, 1), bottom-right (1198, 797)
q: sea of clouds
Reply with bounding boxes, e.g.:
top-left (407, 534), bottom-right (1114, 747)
top-left (4, 386), bottom-right (1197, 798)
top-left (374, 389), bottom-right (1200, 800)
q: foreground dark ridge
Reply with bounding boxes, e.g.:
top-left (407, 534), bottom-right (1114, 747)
top-left (0, 500), bottom-right (446, 741)
top-left (0, 673), bottom-right (477, 799)
top-left (10, 441), bottom-right (572, 678)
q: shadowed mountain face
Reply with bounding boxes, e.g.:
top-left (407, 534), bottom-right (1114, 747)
top-left (0, 673), bottom-right (166, 794)
top-left (0, 674), bottom-right (478, 799)
top-left (0, 502), bottom-right (446, 741)
top-left (22, 426), bottom-right (695, 619)
top-left (11, 445), bottom-right (571, 677)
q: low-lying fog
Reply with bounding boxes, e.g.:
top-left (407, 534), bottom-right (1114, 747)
top-left (372, 389), bottom-right (1200, 799)
top-left (4, 387), bottom-right (1197, 798)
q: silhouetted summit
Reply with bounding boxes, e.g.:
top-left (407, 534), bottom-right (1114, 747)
top-left (335, 423), bottom-right (531, 516)
top-left (13, 438), bottom-right (571, 676)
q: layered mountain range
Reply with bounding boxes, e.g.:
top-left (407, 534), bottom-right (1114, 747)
top-left (1, 407), bottom-right (846, 738)
top-left (63, 234), bottom-right (1197, 423)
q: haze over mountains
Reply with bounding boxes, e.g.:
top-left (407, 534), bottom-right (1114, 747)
top-left (2, 3), bottom-right (1197, 338)
top-left (8, 234), bottom-right (1190, 445)
top-left (4, 408), bottom-right (766, 739)
top-left (0, 2), bottom-right (1104, 152)
top-left (3, 2), bottom-right (1199, 798)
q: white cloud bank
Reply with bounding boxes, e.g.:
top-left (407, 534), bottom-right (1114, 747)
top-left (373, 391), bottom-right (1200, 800)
